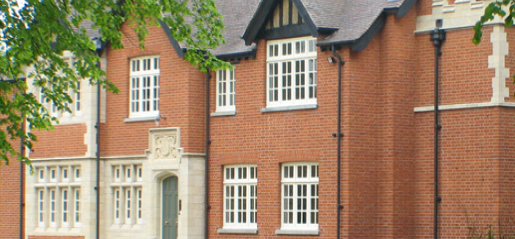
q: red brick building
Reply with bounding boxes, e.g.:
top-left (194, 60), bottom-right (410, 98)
top-left (1, 0), bottom-right (515, 238)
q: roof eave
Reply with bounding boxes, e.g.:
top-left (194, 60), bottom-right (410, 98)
top-left (158, 19), bottom-right (186, 58)
top-left (318, 0), bottom-right (417, 52)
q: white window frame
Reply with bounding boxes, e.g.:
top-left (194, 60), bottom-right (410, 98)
top-left (129, 56), bottom-right (160, 118)
top-left (75, 81), bottom-right (81, 114)
top-left (37, 189), bottom-right (45, 227)
top-left (62, 167), bottom-right (69, 182)
top-left (223, 165), bottom-right (257, 230)
top-left (266, 37), bottom-right (317, 108)
top-left (62, 189), bottom-right (69, 227)
top-left (49, 168), bottom-right (57, 183)
top-left (136, 165), bottom-right (143, 182)
top-left (136, 187), bottom-right (143, 224)
top-left (111, 164), bottom-right (143, 225)
top-left (37, 168), bottom-right (45, 183)
top-left (114, 166), bottom-right (121, 182)
top-left (125, 165), bottom-right (132, 182)
top-left (49, 189), bottom-right (57, 227)
top-left (37, 78), bottom-right (83, 118)
top-left (74, 188), bottom-right (81, 227)
top-left (74, 167), bottom-right (81, 182)
top-left (34, 165), bottom-right (82, 229)
top-left (114, 188), bottom-right (121, 224)
top-left (125, 188), bottom-right (132, 224)
top-left (280, 162), bottom-right (318, 231)
top-left (216, 68), bottom-right (236, 113)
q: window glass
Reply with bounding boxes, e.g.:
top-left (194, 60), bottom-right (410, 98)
top-left (280, 162), bottom-right (318, 230)
top-left (216, 67), bottom-right (236, 113)
top-left (266, 37), bottom-right (317, 107)
top-left (223, 165), bottom-right (258, 229)
top-left (129, 56), bottom-right (160, 118)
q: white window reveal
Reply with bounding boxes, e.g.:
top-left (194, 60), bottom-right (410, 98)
top-left (74, 167), bottom-right (81, 181)
top-left (50, 189), bottom-right (57, 227)
top-left (111, 164), bottom-right (143, 225)
top-left (62, 167), bottom-right (69, 182)
top-left (216, 68), bottom-right (236, 113)
top-left (50, 168), bottom-right (57, 182)
top-left (33, 165), bottom-right (82, 229)
top-left (37, 190), bottom-right (45, 227)
top-left (125, 188), bottom-right (132, 224)
top-left (38, 168), bottom-right (45, 183)
top-left (114, 189), bottom-right (121, 224)
top-left (266, 37), bottom-right (317, 109)
top-left (74, 188), bottom-right (81, 226)
top-left (75, 81), bottom-right (81, 113)
top-left (222, 165), bottom-right (257, 231)
top-left (136, 187), bottom-right (143, 224)
top-left (130, 56), bottom-right (160, 118)
top-left (62, 189), bottom-right (69, 227)
top-left (280, 162), bottom-right (318, 232)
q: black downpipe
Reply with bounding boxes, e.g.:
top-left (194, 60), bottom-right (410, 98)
top-left (19, 117), bottom-right (25, 239)
top-left (430, 21), bottom-right (445, 239)
top-left (204, 71), bottom-right (212, 239)
top-left (331, 45), bottom-right (344, 239)
top-left (95, 63), bottom-right (101, 239)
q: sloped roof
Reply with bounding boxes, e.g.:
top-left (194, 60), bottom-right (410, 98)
top-left (128, 0), bottom-right (415, 57)
top-left (315, 0), bottom-right (410, 45)
top-left (216, 0), bottom-right (414, 55)
top-left (211, 0), bottom-right (261, 56)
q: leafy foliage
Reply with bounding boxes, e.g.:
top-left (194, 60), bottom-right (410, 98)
top-left (473, 0), bottom-right (515, 44)
top-left (0, 0), bottom-right (226, 166)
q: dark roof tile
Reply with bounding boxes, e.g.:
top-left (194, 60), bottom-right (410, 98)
top-left (215, 0), bottom-right (409, 55)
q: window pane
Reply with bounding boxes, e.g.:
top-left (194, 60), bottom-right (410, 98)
top-left (223, 165), bottom-right (257, 227)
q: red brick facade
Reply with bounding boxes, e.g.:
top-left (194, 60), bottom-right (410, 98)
top-left (0, 156), bottom-right (23, 239)
top-left (2, 0), bottom-right (515, 238)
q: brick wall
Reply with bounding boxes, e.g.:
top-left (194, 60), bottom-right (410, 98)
top-left (102, 22), bottom-right (206, 157)
top-left (30, 124), bottom-right (88, 159)
top-left (0, 141), bottom-right (23, 239)
top-left (207, 2), bottom-right (515, 239)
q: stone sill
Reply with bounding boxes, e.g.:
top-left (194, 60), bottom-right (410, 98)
top-left (261, 104), bottom-right (317, 113)
top-left (217, 228), bottom-right (258, 234)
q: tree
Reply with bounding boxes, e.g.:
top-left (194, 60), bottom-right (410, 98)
top-left (473, 0), bottom-right (515, 44)
top-left (0, 0), bottom-right (226, 167)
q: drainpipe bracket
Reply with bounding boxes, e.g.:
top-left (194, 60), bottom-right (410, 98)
top-left (332, 133), bottom-right (344, 138)
top-left (338, 205), bottom-right (344, 210)
top-left (436, 196), bottom-right (442, 203)
top-left (435, 125), bottom-right (442, 130)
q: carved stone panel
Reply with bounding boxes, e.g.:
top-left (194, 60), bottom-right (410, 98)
top-left (147, 128), bottom-right (182, 160)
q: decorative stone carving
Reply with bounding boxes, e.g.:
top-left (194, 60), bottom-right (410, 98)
top-left (148, 127), bottom-right (182, 160)
top-left (154, 135), bottom-right (178, 159)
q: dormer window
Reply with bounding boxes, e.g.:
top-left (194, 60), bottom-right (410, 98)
top-left (266, 37), bottom-right (317, 108)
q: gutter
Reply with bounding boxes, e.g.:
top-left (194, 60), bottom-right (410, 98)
top-left (19, 116), bottom-right (25, 239)
top-left (331, 45), bottom-right (345, 239)
top-left (430, 21), bottom-right (446, 239)
top-left (93, 38), bottom-right (104, 239)
top-left (204, 71), bottom-right (212, 239)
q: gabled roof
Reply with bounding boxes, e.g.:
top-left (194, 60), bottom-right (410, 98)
top-left (218, 0), bottom-right (416, 55)
top-left (159, 0), bottom-right (417, 57)
top-left (211, 0), bottom-right (261, 58)
top-left (242, 0), bottom-right (319, 45)
top-left (316, 0), bottom-right (416, 49)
